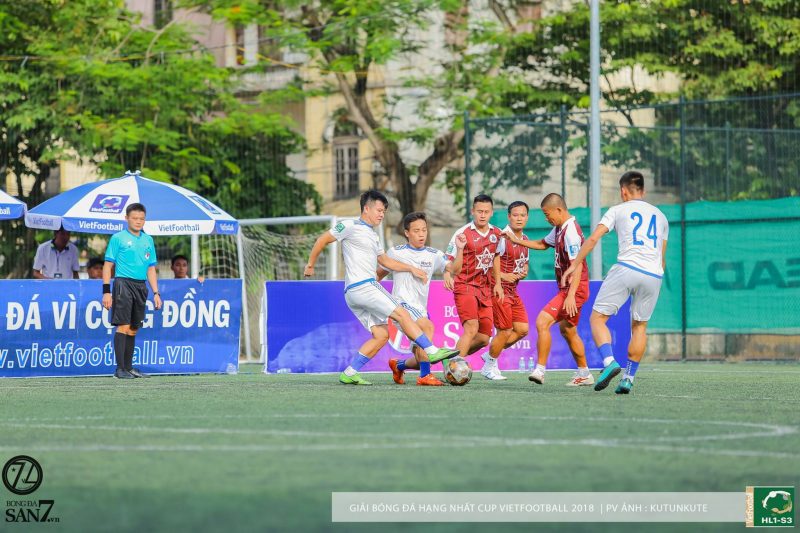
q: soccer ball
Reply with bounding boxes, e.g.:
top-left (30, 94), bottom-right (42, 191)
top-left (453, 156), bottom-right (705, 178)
top-left (444, 357), bottom-right (472, 386)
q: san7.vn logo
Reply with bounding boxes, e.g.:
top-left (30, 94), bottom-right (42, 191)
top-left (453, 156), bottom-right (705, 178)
top-left (5, 500), bottom-right (58, 523)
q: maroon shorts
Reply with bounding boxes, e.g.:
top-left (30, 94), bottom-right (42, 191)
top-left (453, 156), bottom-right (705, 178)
top-left (454, 289), bottom-right (494, 337)
top-left (492, 290), bottom-right (528, 330)
top-left (542, 284), bottom-right (589, 327)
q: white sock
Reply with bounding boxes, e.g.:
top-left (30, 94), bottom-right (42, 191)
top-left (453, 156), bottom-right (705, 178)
top-left (623, 373), bottom-right (635, 382)
top-left (423, 345), bottom-right (438, 355)
top-left (602, 356), bottom-right (615, 367)
top-left (343, 366), bottom-right (357, 377)
top-left (536, 364), bottom-right (546, 372)
top-left (578, 367), bottom-right (590, 377)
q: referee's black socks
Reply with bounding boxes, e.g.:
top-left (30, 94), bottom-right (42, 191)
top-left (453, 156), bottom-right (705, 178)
top-left (124, 335), bottom-right (136, 370)
top-left (114, 332), bottom-right (127, 370)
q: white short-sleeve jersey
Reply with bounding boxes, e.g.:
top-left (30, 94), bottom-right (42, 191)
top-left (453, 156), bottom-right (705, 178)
top-left (599, 200), bottom-right (669, 277)
top-left (386, 244), bottom-right (448, 312)
top-left (330, 218), bottom-right (384, 289)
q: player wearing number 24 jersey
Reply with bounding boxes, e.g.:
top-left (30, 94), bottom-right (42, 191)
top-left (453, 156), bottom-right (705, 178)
top-left (562, 171), bottom-right (669, 395)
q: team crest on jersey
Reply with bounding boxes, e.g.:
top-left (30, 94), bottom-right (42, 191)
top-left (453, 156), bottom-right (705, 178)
top-left (489, 234), bottom-right (498, 243)
top-left (334, 222), bottom-right (345, 233)
top-left (476, 248), bottom-right (494, 273)
top-left (569, 244), bottom-right (580, 255)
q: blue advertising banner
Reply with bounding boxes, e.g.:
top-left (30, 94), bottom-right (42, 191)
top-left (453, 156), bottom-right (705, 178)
top-left (264, 281), bottom-right (631, 374)
top-left (0, 279), bottom-right (241, 378)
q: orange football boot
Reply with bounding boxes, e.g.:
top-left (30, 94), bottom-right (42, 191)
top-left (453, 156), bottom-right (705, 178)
top-left (388, 358), bottom-right (405, 384)
top-left (416, 374), bottom-right (444, 386)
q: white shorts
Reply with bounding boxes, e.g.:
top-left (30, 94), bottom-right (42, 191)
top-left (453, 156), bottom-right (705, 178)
top-left (391, 301), bottom-right (427, 329)
top-left (593, 263), bottom-right (663, 322)
top-left (345, 280), bottom-right (400, 331)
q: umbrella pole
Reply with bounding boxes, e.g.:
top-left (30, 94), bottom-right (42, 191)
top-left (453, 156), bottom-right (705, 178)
top-left (191, 234), bottom-right (200, 278)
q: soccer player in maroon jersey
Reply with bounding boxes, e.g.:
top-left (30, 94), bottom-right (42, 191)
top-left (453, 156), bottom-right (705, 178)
top-left (443, 194), bottom-right (505, 360)
top-left (481, 200), bottom-right (531, 381)
top-left (504, 193), bottom-right (593, 387)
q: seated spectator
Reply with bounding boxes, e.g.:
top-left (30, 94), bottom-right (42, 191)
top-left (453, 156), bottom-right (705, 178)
top-left (33, 227), bottom-right (80, 279)
top-left (87, 257), bottom-right (105, 279)
top-left (171, 255), bottom-right (204, 283)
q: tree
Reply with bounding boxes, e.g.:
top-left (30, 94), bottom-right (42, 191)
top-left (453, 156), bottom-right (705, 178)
top-left (191, 0), bottom-right (554, 223)
top-left (0, 0), bottom-right (319, 277)
top-left (486, 0), bottom-right (800, 200)
top-left (186, 0), bottom-right (800, 223)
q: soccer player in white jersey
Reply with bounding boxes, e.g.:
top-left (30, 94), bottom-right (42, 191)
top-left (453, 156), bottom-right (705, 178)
top-left (377, 212), bottom-right (466, 386)
top-left (304, 190), bottom-right (459, 385)
top-left (562, 171), bottom-right (669, 394)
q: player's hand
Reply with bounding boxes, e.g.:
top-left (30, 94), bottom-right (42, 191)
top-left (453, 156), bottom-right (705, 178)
top-left (153, 293), bottom-right (162, 311)
top-left (197, 276), bottom-right (205, 284)
top-left (500, 272), bottom-right (520, 283)
top-left (411, 267), bottom-right (428, 284)
top-left (503, 228), bottom-right (519, 243)
top-left (564, 294), bottom-right (578, 317)
top-left (493, 282), bottom-right (504, 302)
top-left (443, 271), bottom-right (454, 291)
top-left (561, 264), bottom-right (575, 287)
top-left (102, 293), bottom-right (112, 310)
top-left (304, 263), bottom-right (314, 277)
top-left (455, 233), bottom-right (467, 249)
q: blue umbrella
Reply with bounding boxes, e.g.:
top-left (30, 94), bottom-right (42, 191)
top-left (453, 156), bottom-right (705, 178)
top-left (25, 171), bottom-right (237, 235)
top-left (0, 190), bottom-right (27, 220)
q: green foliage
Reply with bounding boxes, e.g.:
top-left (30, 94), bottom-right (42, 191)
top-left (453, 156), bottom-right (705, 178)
top-left (469, 0), bottom-right (800, 201)
top-left (0, 0), bottom-right (320, 277)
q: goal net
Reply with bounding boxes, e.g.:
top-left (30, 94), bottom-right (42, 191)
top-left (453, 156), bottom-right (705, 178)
top-left (195, 215), bottom-right (338, 361)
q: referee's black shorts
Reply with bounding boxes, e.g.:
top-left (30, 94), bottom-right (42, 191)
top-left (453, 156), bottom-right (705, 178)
top-left (111, 277), bottom-right (149, 328)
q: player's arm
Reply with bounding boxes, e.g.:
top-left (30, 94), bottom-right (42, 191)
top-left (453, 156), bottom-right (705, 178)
top-left (376, 266), bottom-right (391, 281)
top-left (661, 240), bottom-right (668, 272)
top-left (561, 224), bottom-right (609, 286)
top-left (503, 229), bottom-right (548, 250)
top-left (378, 254), bottom-right (427, 284)
top-left (492, 255), bottom-right (504, 301)
top-left (443, 233), bottom-right (466, 291)
top-left (147, 265), bottom-right (162, 310)
top-left (304, 232), bottom-right (336, 277)
top-left (563, 263), bottom-right (583, 318)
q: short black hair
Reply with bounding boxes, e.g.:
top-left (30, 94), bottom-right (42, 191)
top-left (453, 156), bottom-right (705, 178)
top-left (473, 194), bottom-right (493, 206)
top-left (87, 257), bottom-right (104, 269)
top-left (619, 171), bottom-right (645, 192)
top-left (360, 190), bottom-right (389, 212)
top-left (507, 200), bottom-right (529, 214)
top-left (171, 255), bottom-right (189, 267)
top-left (540, 193), bottom-right (567, 209)
top-left (126, 203), bottom-right (146, 216)
top-left (402, 211), bottom-right (427, 231)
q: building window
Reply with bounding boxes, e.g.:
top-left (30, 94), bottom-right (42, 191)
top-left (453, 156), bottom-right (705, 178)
top-left (234, 26), bottom-right (245, 65)
top-left (334, 140), bottom-right (360, 199)
top-left (154, 0), bottom-right (173, 29)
